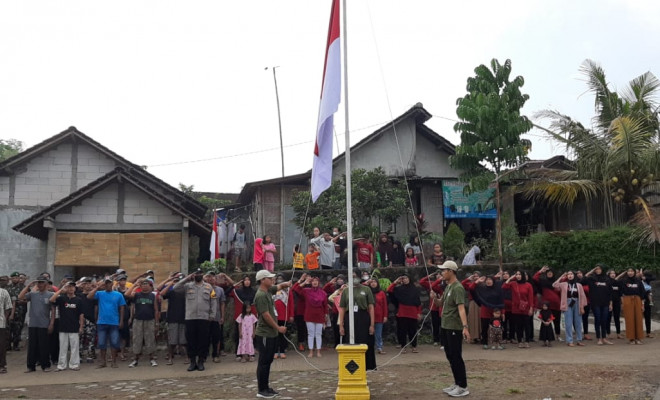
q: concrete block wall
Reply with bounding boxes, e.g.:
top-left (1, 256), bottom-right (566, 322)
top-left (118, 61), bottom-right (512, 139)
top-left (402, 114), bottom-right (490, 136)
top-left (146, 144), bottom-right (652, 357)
top-left (0, 177), bottom-right (9, 204)
top-left (55, 183), bottom-right (119, 224)
top-left (13, 144), bottom-right (73, 206)
top-left (0, 209), bottom-right (47, 278)
top-left (76, 143), bottom-right (117, 188)
top-left (123, 184), bottom-right (182, 224)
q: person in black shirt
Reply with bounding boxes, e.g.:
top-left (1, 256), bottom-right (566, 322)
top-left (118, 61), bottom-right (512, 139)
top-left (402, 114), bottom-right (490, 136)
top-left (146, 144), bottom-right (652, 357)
top-left (585, 264), bottom-right (613, 345)
top-left (49, 282), bottom-right (84, 371)
top-left (619, 268), bottom-right (646, 344)
top-left (126, 280), bottom-right (159, 367)
top-left (161, 273), bottom-right (187, 365)
top-left (606, 270), bottom-right (623, 339)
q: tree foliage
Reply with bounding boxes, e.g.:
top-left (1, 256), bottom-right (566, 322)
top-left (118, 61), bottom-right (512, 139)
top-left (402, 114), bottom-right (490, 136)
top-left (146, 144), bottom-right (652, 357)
top-left (178, 183), bottom-right (232, 220)
top-left (291, 167), bottom-right (409, 237)
top-left (0, 139), bottom-right (24, 162)
top-left (449, 58), bottom-right (533, 192)
top-left (527, 60), bottom-right (660, 244)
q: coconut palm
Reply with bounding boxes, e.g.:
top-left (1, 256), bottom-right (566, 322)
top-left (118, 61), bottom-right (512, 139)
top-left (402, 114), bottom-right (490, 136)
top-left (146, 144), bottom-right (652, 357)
top-left (525, 60), bottom-right (660, 245)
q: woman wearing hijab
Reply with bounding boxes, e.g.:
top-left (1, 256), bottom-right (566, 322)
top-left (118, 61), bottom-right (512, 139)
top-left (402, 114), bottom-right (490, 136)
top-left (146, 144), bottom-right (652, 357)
top-left (607, 269), bottom-right (623, 339)
top-left (369, 279), bottom-right (388, 354)
top-left (292, 276), bottom-right (328, 358)
top-left (502, 271), bottom-right (534, 348)
top-left (533, 266), bottom-right (562, 340)
top-left (585, 264), bottom-right (614, 345)
top-left (228, 276), bottom-right (256, 360)
top-left (553, 271), bottom-right (587, 347)
top-left (619, 268), bottom-right (646, 344)
top-left (388, 275), bottom-right (422, 353)
top-left (419, 272), bottom-right (445, 347)
top-left (273, 274), bottom-right (294, 359)
top-left (461, 272), bottom-right (483, 343)
top-left (391, 241), bottom-right (405, 267)
top-left (469, 275), bottom-right (504, 349)
top-left (376, 233), bottom-right (394, 268)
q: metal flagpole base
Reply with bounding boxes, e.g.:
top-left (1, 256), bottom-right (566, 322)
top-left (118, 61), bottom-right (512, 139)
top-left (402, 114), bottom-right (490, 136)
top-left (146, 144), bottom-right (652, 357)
top-left (335, 344), bottom-right (370, 400)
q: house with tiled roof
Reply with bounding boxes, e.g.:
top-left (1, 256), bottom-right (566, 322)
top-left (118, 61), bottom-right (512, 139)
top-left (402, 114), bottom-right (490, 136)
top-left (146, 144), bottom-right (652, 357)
top-left (0, 127), bottom-right (211, 281)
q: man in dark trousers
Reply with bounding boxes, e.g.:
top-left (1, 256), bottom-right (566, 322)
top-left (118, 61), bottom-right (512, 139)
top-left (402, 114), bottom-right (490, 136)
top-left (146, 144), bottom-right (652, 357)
top-left (338, 271), bottom-right (376, 371)
top-left (253, 269), bottom-right (291, 399)
top-left (436, 261), bottom-right (470, 397)
top-left (174, 269), bottom-right (217, 372)
top-left (18, 274), bottom-right (55, 372)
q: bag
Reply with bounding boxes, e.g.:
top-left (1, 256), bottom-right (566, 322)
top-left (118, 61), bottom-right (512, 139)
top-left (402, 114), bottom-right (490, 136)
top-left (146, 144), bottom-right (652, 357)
top-left (518, 300), bottom-right (529, 312)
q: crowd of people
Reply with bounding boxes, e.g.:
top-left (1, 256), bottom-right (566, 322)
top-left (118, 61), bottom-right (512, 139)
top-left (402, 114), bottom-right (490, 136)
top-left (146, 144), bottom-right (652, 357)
top-left (0, 230), bottom-right (655, 399)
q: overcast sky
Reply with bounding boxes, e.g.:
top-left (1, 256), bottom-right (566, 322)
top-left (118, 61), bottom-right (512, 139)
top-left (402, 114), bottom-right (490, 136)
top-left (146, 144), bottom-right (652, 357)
top-left (1, 0), bottom-right (658, 194)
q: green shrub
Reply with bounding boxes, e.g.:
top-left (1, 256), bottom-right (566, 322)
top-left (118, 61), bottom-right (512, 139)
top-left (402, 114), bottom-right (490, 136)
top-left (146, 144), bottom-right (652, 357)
top-left (518, 226), bottom-right (659, 271)
top-left (443, 223), bottom-right (466, 259)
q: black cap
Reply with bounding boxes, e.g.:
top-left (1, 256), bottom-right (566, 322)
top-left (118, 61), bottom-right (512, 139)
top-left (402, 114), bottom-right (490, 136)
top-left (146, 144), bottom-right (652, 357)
top-left (65, 281), bottom-right (76, 287)
top-left (63, 274), bottom-right (74, 280)
top-left (10, 272), bottom-right (20, 277)
top-left (146, 270), bottom-right (154, 274)
top-left (116, 274), bottom-right (128, 281)
top-left (194, 268), bottom-right (203, 274)
top-left (80, 277), bottom-right (92, 283)
top-left (35, 274), bottom-right (48, 282)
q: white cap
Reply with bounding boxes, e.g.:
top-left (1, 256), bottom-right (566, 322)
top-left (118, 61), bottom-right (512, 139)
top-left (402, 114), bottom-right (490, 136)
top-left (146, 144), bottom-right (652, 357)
top-left (255, 270), bottom-right (277, 281)
top-left (437, 260), bottom-right (458, 271)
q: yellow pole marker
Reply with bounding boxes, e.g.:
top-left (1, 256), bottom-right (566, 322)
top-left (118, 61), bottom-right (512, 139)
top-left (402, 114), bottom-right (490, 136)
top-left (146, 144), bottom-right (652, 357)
top-left (335, 344), bottom-right (370, 400)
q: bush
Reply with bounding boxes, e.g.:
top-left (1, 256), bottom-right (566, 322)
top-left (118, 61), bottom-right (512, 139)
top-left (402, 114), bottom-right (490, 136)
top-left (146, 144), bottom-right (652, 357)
top-left (518, 226), bottom-right (659, 271)
top-left (443, 223), bottom-right (466, 259)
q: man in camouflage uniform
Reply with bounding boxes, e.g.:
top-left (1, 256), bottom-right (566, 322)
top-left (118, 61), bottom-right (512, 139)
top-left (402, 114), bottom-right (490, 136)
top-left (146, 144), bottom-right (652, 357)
top-left (7, 272), bottom-right (26, 351)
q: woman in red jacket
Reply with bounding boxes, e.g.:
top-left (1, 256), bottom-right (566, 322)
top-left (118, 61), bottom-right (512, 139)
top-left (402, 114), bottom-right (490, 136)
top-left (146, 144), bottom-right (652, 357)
top-left (419, 272), bottom-right (445, 346)
top-left (533, 266), bottom-right (562, 340)
top-left (388, 275), bottom-right (422, 353)
top-left (293, 276), bottom-right (328, 358)
top-left (273, 274), bottom-right (294, 359)
top-left (369, 279), bottom-right (388, 354)
top-left (502, 270), bottom-right (535, 348)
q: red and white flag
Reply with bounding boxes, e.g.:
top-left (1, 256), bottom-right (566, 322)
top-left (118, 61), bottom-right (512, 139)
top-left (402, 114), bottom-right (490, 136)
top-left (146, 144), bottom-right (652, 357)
top-left (210, 210), bottom-right (220, 261)
top-left (311, 0), bottom-right (341, 202)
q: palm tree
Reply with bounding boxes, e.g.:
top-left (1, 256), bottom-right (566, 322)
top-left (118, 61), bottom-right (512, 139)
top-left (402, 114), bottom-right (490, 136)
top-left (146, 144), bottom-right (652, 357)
top-left (524, 60), bottom-right (660, 246)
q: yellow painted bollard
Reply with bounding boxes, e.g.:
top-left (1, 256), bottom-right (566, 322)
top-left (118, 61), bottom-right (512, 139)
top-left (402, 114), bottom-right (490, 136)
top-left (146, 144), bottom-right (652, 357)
top-left (335, 344), bottom-right (370, 400)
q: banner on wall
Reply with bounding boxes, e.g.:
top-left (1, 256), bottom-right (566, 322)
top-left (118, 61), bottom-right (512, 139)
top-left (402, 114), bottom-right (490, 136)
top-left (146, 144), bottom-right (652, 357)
top-left (442, 181), bottom-right (497, 219)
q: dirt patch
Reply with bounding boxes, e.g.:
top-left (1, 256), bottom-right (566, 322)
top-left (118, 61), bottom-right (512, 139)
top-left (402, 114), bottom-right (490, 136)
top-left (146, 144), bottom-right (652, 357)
top-left (1, 360), bottom-right (657, 400)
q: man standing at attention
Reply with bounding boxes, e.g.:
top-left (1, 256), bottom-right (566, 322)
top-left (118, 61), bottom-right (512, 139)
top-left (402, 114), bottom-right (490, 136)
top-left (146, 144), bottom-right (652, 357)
top-left (87, 277), bottom-right (126, 369)
top-left (7, 272), bottom-right (26, 352)
top-left (435, 261), bottom-right (470, 397)
top-left (18, 274), bottom-right (55, 372)
top-left (174, 268), bottom-right (217, 372)
top-left (254, 269), bottom-right (291, 399)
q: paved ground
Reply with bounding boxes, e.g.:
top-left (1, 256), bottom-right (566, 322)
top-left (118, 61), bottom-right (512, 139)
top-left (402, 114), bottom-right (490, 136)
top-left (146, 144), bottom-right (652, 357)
top-left (2, 334), bottom-right (660, 399)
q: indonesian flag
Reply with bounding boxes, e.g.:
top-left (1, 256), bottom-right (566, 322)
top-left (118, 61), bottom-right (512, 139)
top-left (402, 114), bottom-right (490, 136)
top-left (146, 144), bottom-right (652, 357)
top-left (311, 0), bottom-right (341, 202)
top-left (210, 210), bottom-right (220, 261)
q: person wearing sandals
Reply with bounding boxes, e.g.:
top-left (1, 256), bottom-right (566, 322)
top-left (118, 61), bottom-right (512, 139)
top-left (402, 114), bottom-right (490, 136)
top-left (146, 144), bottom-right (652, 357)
top-left (619, 268), bottom-right (646, 344)
top-left (584, 264), bottom-right (614, 345)
top-left (50, 282), bottom-right (85, 371)
top-left (0, 281), bottom-right (14, 374)
top-left (552, 271), bottom-right (587, 347)
top-left (388, 275), bottom-right (422, 353)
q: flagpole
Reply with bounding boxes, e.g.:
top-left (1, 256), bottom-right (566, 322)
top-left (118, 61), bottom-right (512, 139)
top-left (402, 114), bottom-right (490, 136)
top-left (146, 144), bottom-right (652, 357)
top-left (341, 0), bottom-right (354, 346)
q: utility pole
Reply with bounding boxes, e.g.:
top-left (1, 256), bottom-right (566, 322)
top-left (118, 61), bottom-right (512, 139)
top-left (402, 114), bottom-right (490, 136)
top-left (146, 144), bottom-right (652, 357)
top-left (266, 66), bottom-right (285, 177)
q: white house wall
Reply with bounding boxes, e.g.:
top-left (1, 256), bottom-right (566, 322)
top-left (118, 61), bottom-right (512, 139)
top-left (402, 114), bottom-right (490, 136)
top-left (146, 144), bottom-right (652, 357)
top-left (415, 134), bottom-right (460, 179)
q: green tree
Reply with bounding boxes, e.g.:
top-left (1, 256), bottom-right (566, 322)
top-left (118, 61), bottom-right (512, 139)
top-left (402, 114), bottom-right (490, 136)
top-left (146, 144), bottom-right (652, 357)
top-left (449, 58), bottom-right (533, 191)
top-left (529, 60), bottom-right (660, 246)
top-left (442, 222), bottom-right (466, 260)
top-left (0, 139), bottom-right (23, 161)
top-left (178, 183), bottom-right (232, 220)
top-left (449, 58), bottom-right (533, 270)
top-left (291, 167), bottom-right (409, 237)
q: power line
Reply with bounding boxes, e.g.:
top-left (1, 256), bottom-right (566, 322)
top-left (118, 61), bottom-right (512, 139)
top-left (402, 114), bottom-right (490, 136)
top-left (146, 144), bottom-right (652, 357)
top-left (146, 120), bottom-right (390, 168)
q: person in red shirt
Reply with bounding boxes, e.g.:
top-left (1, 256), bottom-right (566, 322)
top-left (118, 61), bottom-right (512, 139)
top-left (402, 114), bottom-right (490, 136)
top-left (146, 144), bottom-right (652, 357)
top-left (388, 275), bottom-right (422, 353)
top-left (502, 271), bottom-right (535, 348)
top-left (533, 266), bottom-right (562, 340)
top-left (273, 274), bottom-right (294, 359)
top-left (354, 238), bottom-right (374, 270)
top-left (419, 272), bottom-right (445, 346)
top-left (323, 275), bottom-right (345, 347)
top-left (368, 279), bottom-right (388, 354)
top-left (292, 276), bottom-right (328, 358)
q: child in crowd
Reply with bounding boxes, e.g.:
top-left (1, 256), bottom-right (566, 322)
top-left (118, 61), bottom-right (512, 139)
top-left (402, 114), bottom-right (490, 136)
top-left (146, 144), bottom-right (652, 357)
top-left (262, 235), bottom-right (277, 272)
top-left (293, 244), bottom-right (304, 270)
top-left (488, 308), bottom-right (504, 350)
top-left (404, 248), bottom-right (418, 267)
top-left (236, 302), bottom-right (258, 363)
top-left (538, 302), bottom-right (555, 347)
top-left (305, 244), bottom-right (320, 270)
